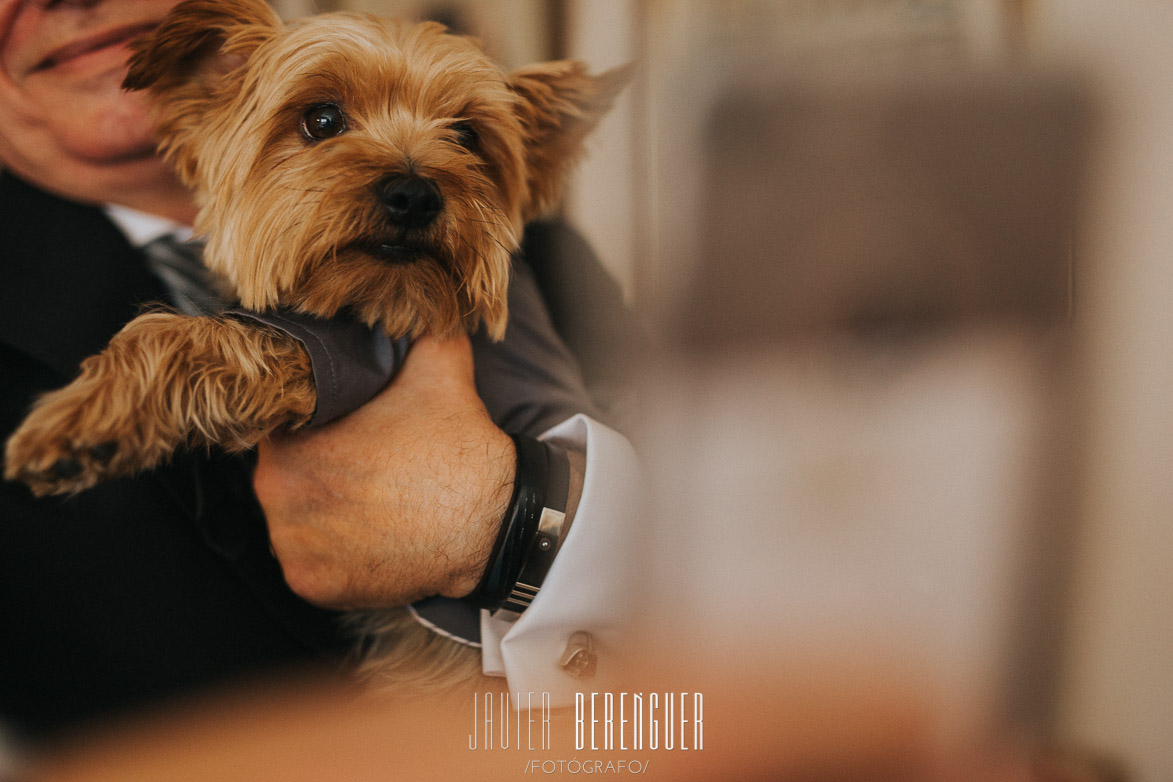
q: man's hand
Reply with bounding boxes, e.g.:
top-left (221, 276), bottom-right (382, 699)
top-left (254, 335), bottom-right (515, 611)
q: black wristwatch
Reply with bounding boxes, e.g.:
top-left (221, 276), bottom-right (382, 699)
top-left (466, 433), bottom-right (572, 617)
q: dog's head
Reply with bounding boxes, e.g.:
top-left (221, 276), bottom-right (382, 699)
top-left (124, 0), bottom-right (628, 339)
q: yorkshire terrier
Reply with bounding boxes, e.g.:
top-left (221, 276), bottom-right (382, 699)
top-left (5, 0), bottom-right (624, 494)
top-left (4, 0), bottom-right (625, 687)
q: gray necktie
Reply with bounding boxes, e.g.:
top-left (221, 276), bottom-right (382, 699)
top-left (141, 235), bottom-right (226, 316)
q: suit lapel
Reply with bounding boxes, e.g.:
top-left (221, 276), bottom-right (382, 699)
top-left (0, 172), bottom-right (169, 380)
top-left (0, 172), bottom-right (210, 520)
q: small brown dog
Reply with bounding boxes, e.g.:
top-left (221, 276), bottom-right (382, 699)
top-left (4, 0), bottom-right (625, 691)
top-left (4, 0), bottom-right (625, 497)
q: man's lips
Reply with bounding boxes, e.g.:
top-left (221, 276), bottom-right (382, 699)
top-left (33, 22), bottom-right (156, 72)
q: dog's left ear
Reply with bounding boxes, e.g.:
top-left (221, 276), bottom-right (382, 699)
top-left (510, 61), bottom-right (634, 221)
top-left (124, 0), bottom-right (280, 92)
top-left (122, 0), bottom-right (281, 183)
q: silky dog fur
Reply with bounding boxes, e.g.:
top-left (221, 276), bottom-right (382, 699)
top-left (4, 0), bottom-right (624, 689)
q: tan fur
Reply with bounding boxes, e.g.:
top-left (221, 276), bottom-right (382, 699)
top-left (5, 313), bottom-right (315, 496)
top-left (349, 608), bottom-right (486, 693)
top-left (4, 0), bottom-right (625, 693)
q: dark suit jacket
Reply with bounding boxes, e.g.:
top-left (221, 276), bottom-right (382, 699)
top-left (0, 171), bottom-right (625, 741)
top-left (0, 173), bottom-right (354, 739)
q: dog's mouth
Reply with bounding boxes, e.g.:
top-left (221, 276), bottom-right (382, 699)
top-left (352, 241), bottom-right (433, 266)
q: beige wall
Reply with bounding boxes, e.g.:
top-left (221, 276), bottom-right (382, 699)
top-left (563, 0), bottom-right (641, 300)
top-left (277, 0), bottom-right (553, 67)
top-left (1034, 3), bottom-right (1173, 780)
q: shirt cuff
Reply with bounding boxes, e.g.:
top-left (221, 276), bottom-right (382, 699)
top-left (478, 413), bottom-right (640, 708)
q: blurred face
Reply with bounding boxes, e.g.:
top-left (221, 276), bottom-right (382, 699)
top-left (0, 0), bottom-right (185, 209)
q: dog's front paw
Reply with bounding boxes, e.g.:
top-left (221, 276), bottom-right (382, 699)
top-left (5, 429), bottom-right (120, 497)
top-left (3, 383), bottom-right (143, 496)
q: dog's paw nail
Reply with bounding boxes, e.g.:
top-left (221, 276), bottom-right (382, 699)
top-left (50, 457), bottom-right (83, 479)
top-left (89, 441), bottom-right (118, 464)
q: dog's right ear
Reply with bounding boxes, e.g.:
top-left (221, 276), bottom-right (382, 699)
top-left (509, 61), bottom-right (633, 221)
top-left (123, 0), bottom-right (281, 182)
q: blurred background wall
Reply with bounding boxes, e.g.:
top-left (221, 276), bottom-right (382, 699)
top-left (1032, 4), bottom-right (1173, 781)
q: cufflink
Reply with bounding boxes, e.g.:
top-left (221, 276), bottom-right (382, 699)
top-left (559, 631), bottom-right (597, 679)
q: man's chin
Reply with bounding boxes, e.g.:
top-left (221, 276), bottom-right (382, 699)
top-left (60, 131), bottom-right (158, 166)
top-left (41, 84), bottom-right (159, 165)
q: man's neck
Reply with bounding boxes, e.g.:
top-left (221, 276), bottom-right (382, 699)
top-left (105, 175), bottom-right (199, 226)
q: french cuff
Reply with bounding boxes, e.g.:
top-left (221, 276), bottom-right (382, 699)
top-left (479, 413), bottom-right (641, 709)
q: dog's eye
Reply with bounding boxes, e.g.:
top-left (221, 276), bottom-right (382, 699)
top-left (302, 104), bottom-right (347, 141)
top-left (451, 121), bottom-right (479, 152)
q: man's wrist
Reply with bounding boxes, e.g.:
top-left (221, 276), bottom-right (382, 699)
top-left (465, 433), bottom-right (576, 615)
top-left (443, 426), bottom-right (515, 599)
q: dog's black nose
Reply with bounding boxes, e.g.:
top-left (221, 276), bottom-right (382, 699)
top-left (377, 175), bottom-right (443, 229)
